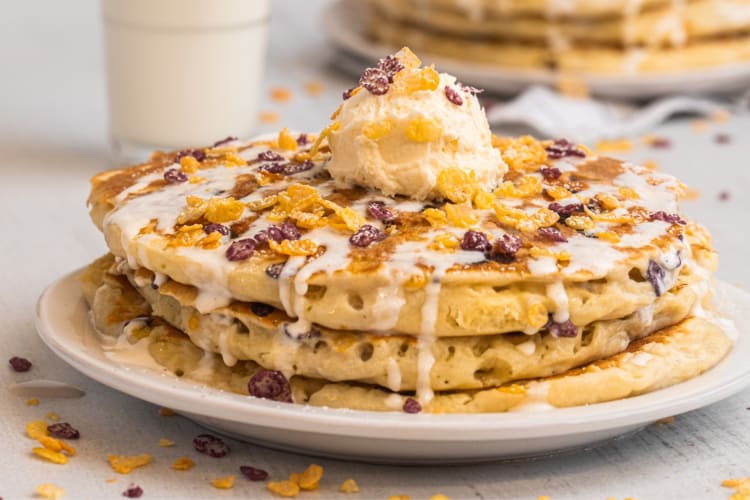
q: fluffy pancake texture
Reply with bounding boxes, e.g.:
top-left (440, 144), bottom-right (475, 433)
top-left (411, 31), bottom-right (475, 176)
top-left (366, 0), bottom-right (750, 74)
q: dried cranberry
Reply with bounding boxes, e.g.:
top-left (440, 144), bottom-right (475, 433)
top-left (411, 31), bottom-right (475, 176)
top-left (164, 168), bottom-right (188, 184)
top-left (539, 167), bottom-right (562, 181)
top-left (547, 319), bottom-right (578, 338)
top-left (461, 230), bottom-right (491, 252)
top-left (250, 302), bottom-right (274, 317)
top-left (715, 133), bottom-right (731, 145)
top-left (240, 465), bottom-right (269, 481)
top-left (649, 137), bottom-right (671, 149)
top-left (47, 422), bottom-right (80, 439)
top-left (9, 356), bottom-right (31, 372)
top-left (546, 139), bottom-right (585, 159)
top-left (377, 55), bottom-right (404, 82)
top-left (647, 260), bottom-right (666, 296)
top-left (254, 226), bottom-right (283, 246)
top-left (444, 86), bottom-right (463, 106)
top-left (367, 201), bottom-right (397, 223)
top-left (265, 263), bottom-right (284, 279)
top-left (548, 202), bottom-right (583, 221)
top-left (585, 197), bottom-right (602, 214)
top-left (538, 227), bottom-right (567, 243)
top-left (296, 133), bottom-right (309, 145)
top-left (403, 398), bottom-right (422, 414)
top-left (259, 162), bottom-right (286, 174)
top-left (204, 223), bottom-right (229, 236)
top-left (175, 148), bottom-right (206, 162)
top-left (278, 222), bottom-right (301, 240)
top-left (649, 211), bottom-right (685, 225)
top-left (487, 234), bottom-right (522, 262)
top-left (193, 434), bottom-right (230, 457)
top-left (122, 485), bottom-right (143, 498)
top-left (226, 239), bottom-right (256, 262)
top-left (281, 160), bottom-right (314, 175)
top-left (248, 370), bottom-right (292, 403)
top-left (359, 68), bottom-right (389, 96)
top-left (718, 190), bottom-right (731, 201)
top-left (342, 87), bottom-right (357, 100)
top-left (350, 224), bottom-right (385, 247)
top-left (460, 83), bottom-right (484, 95)
top-left (257, 150), bottom-right (284, 162)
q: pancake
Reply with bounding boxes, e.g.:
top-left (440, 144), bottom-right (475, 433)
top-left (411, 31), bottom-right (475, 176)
top-left (82, 253), bottom-right (707, 391)
top-left (81, 261), bottom-right (731, 413)
top-left (88, 134), bottom-right (699, 340)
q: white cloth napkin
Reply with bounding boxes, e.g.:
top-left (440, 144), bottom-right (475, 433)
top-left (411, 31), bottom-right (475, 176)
top-left (485, 86), bottom-right (728, 143)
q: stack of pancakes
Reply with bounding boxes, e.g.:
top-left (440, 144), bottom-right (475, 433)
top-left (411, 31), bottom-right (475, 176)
top-left (83, 132), bottom-right (731, 413)
top-left (366, 0), bottom-right (750, 74)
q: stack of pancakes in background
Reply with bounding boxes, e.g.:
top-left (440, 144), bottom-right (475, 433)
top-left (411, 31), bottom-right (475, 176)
top-left (366, 0), bottom-right (750, 74)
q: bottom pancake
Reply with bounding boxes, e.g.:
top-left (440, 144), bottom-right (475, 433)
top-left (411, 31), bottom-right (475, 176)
top-left (81, 256), bottom-right (733, 413)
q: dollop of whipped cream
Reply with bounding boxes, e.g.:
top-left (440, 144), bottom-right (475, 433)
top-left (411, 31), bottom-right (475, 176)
top-left (326, 48), bottom-right (507, 201)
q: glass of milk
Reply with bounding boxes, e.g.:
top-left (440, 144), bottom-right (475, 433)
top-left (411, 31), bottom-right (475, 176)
top-left (102, 0), bottom-right (270, 163)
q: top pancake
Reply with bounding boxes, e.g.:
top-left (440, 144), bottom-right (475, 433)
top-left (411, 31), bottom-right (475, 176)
top-left (88, 133), bottom-right (705, 337)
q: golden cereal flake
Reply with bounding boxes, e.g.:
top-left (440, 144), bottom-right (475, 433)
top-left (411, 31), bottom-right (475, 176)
top-left (205, 197), bottom-right (245, 223)
top-left (397, 66), bottom-right (440, 94)
top-left (188, 176), bottom-right (206, 184)
top-left (472, 190), bottom-right (495, 209)
top-left (27, 420), bottom-right (49, 440)
top-left (494, 175), bottom-right (543, 198)
top-left (32, 447), bottom-right (68, 465)
top-left (564, 215), bottom-right (595, 232)
top-left (107, 453), bottom-right (153, 474)
top-left (269, 239), bottom-right (319, 256)
top-left (595, 193), bottom-right (620, 210)
top-left (180, 156), bottom-right (200, 173)
top-left (423, 208), bottom-right (448, 228)
top-left (35, 483), bottom-right (65, 500)
top-left (429, 232), bottom-right (460, 252)
top-left (618, 187), bottom-right (640, 199)
top-left (544, 185), bottom-right (572, 200)
top-left (270, 86), bottom-right (293, 102)
top-left (278, 128), bottom-right (299, 151)
top-left (388, 495), bottom-right (411, 500)
top-left (171, 457), bottom-right (195, 471)
top-left (339, 478), bottom-right (360, 493)
top-left (395, 46), bottom-right (421, 69)
top-left (267, 480), bottom-right (300, 497)
top-left (247, 194), bottom-right (279, 212)
top-left (167, 224), bottom-right (205, 247)
top-left (526, 302), bottom-right (549, 330)
top-left (429, 495), bottom-right (452, 500)
top-left (444, 203), bottom-right (479, 228)
top-left (363, 120), bottom-right (393, 141)
top-left (298, 464), bottom-right (324, 490)
top-left (596, 231), bottom-right (621, 244)
top-left (436, 167), bottom-right (477, 204)
top-left (37, 435), bottom-right (76, 456)
top-left (492, 135), bottom-right (547, 172)
top-left (46, 412), bottom-right (60, 422)
top-left (595, 138), bottom-right (633, 153)
top-left (158, 438), bottom-right (175, 447)
top-left (27, 398), bottom-right (40, 406)
top-left (538, 496), bottom-right (552, 500)
top-left (197, 231), bottom-right (223, 250)
top-left (210, 475), bottom-right (236, 489)
top-left (405, 116), bottom-right (442, 143)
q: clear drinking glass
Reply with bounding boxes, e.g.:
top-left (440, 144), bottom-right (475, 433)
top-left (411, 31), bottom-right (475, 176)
top-left (102, 0), bottom-right (270, 164)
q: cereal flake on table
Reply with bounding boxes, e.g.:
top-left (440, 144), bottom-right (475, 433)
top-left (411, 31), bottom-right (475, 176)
top-left (210, 475), bottom-right (236, 489)
top-left (35, 483), bottom-right (65, 500)
top-left (108, 453), bottom-right (153, 474)
top-left (270, 86), bottom-right (293, 103)
top-left (339, 478), bottom-right (359, 493)
top-left (26, 398), bottom-right (39, 406)
top-left (158, 438), bottom-right (175, 447)
top-left (171, 457), bottom-right (194, 471)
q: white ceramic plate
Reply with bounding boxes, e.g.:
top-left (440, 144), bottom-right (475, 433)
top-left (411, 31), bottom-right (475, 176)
top-left (35, 269), bottom-right (750, 464)
top-left (322, 0), bottom-right (750, 99)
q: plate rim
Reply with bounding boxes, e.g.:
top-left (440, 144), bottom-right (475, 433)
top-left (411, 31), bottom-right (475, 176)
top-left (35, 267), bottom-right (750, 443)
top-left (321, 0), bottom-right (750, 97)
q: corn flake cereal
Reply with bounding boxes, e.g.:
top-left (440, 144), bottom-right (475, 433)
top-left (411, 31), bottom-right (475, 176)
top-left (339, 478), bottom-right (360, 493)
top-left (171, 457), bottom-right (194, 471)
top-left (267, 480), bottom-right (300, 497)
top-left (210, 475), bottom-right (236, 489)
top-left (35, 483), bottom-right (65, 500)
top-left (108, 453), bottom-right (153, 474)
top-left (158, 438), bottom-right (175, 447)
top-left (27, 420), bottom-right (49, 440)
top-left (298, 464), bottom-right (324, 490)
top-left (32, 447), bottom-right (68, 465)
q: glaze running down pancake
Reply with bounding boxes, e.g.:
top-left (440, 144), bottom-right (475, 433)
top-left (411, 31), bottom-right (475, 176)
top-left (85, 48), bottom-right (733, 412)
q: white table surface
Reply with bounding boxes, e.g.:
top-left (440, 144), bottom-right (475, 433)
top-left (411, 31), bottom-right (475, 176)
top-left (1, 1), bottom-right (749, 499)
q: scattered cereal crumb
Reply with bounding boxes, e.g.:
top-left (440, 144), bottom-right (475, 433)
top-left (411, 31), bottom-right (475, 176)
top-left (158, 407), bottom-right (175, 417)
top-left (210, 475), bottom-right (236, 490)
top-left (339, 478), bottom-right (359, 493)
top-left (538, 496), bottom-right (552, 500)
top-left (108, 454), bottom-right (153, 474)
top-left (46, 412), bottom-right (60, 422)
top-left (711, 109), bottom-right (730, 123)
top-left (171, 457), bottom-right (194, 471)
top-left (260, 111), bottom-right (280, 124)
top-left (158, 438), bottom-right (175, 447)
top-left (388, 495), bottom-right (411, 500)
top-left (642, 135), bottom-right (671, 149)
top-left (37, 435), bottom-right (76, 456)
top-left (28, 420), bottom-right (51, 439)
top-left (106, 478), bottom-right (118, 484)
top-left (718, 191), bottom-right (731, 202)
top-left (722, 476), bottom-right (750, 499)
top-left (270, 86), bottom-right (293, 102)
top-left (642, 160), bottom-right (659, 170)
top-left (122, 484), bottom-right (143, 498)
top-left (32, 447), bottom-right (68, 465)
top-left (298, 464), bottom-right (324, 490)
top-left (691, 120), bottom-right (708, 132)
top-left (429, 495), bottom-right (451, 500)
top-left (304, 81), bottom-right (324, 97)
top-left (595, 139), bottom-right (633, 153)
top-left (656, 416), bottom-right (675, 425)
top-left (27, 398), bottom-right (40, 406)
top-left (35, 483), bottom-right (65, 499)
top-left (267, 480), bottom-right (300, 497)
top-left (715, 133), bottom-right (731, 145)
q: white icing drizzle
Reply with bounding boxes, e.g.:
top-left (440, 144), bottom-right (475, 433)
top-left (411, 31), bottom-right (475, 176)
top-left (516, 339), bottom-right (537, 356)
top-left (630, 352), bottom-right (653, 366)
top-left (385, 393), bottom-right (403, 410)
top-left (509, 381), bottom-right (554, 413)
top-left (386, 358), bottom-right (402, 392)
top-left (546, 280), bottom-right (570, 322)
